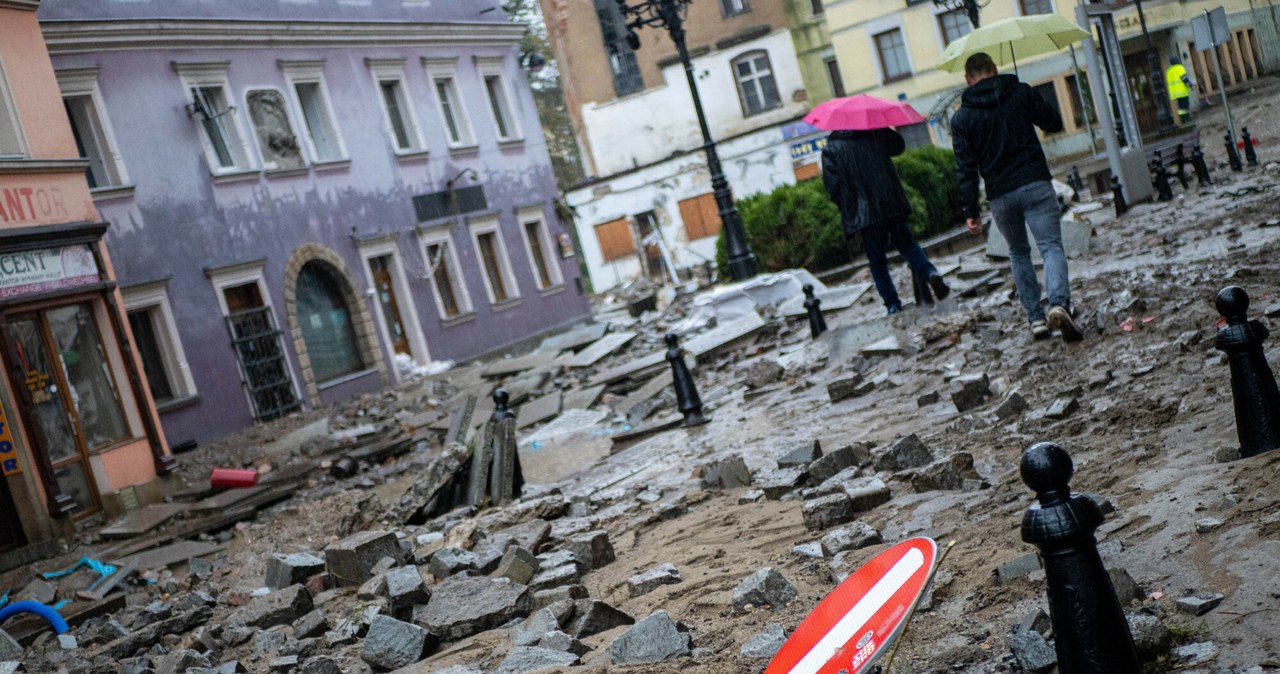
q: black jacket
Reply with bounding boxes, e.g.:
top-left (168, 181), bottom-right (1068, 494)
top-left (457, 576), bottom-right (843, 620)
top-left (951, 74), bottom-right (1064, 218)
top-left (821, 128), bottom-right (911, 236)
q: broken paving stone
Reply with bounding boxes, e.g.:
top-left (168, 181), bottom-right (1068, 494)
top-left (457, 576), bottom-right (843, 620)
top-left (757, 467), bottom-right (806, 500)
top-left (1108, 567), bottom-right (1142, 602)
top-left (567, 599), bottom-right (634, 638)
top-left (530, 562), bottom-right (580, 592)
top-left (565, 530), bottom-right (615, 571)
top-left (917, 391), bottom-right (941, 407)
top-left (325, 531), bottom-right (402, 587)
top-left (1195, 517), bottom-right (1224, 533)
top-left (740, 623), bottom-right (786, 659)
top-left (268, 656), bottom-right (299, 672)
top-left (532, 584), bottom-right (588, 611)
top-left (792, 542), bottom-right (823, 559)
top-left (1009, 630), bottom-right (1057, 673)
top-left (511, 606), bottom-right (568, 647)
top-left (950, 373), bottom-right (993, 412)
top-left (628, 563), bottom-right (682, 597)
top-left (777, 440), bottom-right (822, 468)
top-left (744, 359), bottom-right (785, 389)
top-left (699, 456), bottom-right (753, 489)
top-left (994, 391), bottom-right (1029, 422)
top-left (298, 659), bottom-right (341, 674)
top-left (419, 576), bottom-right (532, 640)
top-left (428, 547), bottom-right (479, 579)
top-left (807, 445), bottom-right (858, 483)
top-left (911, 452), bottom-right (982, 492)
top-left (384, 565), bottom-right (429, 608)
top-left (819, 521), bottom-right (882, 557)
top-left (732, 568), bottom-right (797, 611)
top-left (538, 630), bottom-right (589, 656)
top-left (841, 477), bottom-right (891, 512)
top-left (293, 610), bottom-right (329, 640)
top-left (801, 493), bottom-right (853, 531)
top-left (233, 584), bottom-right (313, 629)
top-left (1174, 642), bottom-right (1219, 666)
top-left (495, 547), bottom-right (540, 586)
top-left (496, 519), bottom-right (553, 554)
top-left (1016, 608), bottom-right (1051, 637)
top-left (159, 649), bottom-right (211, 673)
top-left (609, 610), bottom-right (690, 664)
top-left (827, 375), bottom-right (870, 403)
top-left (1045, 398), bottom-right (1080, 420)
top-left (1127, 612), bottom-right (1172, 657)
top-left (1176, 592), bottom-right (1225, 616)
top-left (264, 552), bottom-right (326, 590)
top-left (738, 490), bottom-right (765, 504)
top-left (494, 646), bottom-right (579, 674)
top-left (995, 553), bottom-right (1042, 585)
top-left (253, 629), bottom-right (287, 654)
top-left (875, 434), bottom-right (934, 472)
top-left (0, 632), bottom-right (19, 663)
top-left (361, 614), bottom-right (431, 671)
top-left (357, 573), bottom-right (387, 600)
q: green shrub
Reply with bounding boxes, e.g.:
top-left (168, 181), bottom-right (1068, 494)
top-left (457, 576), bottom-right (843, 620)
top-left (715, 177), bottom-right (852, 276)
top-left (899, 146), bottom-right (962, 236)
top-left (902, 183), bottom-right (929, 239)
top-left (892, 155), bottom-right (949, 238)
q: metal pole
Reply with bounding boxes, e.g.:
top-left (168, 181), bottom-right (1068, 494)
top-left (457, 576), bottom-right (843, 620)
top-left (1207, 11), bottom-right (1238, 142)
top-left (1069, 44), bottom-right (1099, 157)
top-left (1077, 6), bottom-right (1124, 192)
top-left (665, 3), bottom-right (758, 281)
top-left (1134, 0), bottom-right (1175, 131)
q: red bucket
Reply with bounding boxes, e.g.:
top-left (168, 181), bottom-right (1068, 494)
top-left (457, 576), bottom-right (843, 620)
top-left (210, 468), bottom-right (258, 489)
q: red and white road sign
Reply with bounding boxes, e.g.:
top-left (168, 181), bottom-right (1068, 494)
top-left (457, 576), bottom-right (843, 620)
top-left (765, 537), bottom-right (938, 674)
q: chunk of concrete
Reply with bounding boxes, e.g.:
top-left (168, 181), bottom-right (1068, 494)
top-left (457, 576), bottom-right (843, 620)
top-left (995, 553), bottom-right (1041, 585)
top-left (418, 576), bottom-right (532, 640)
top-left (428, 547), bottom-right (479, 579)
top-left (609, 610), bottom-right (690, 663)
top-left (801, 493), bottom-right (853, 531)
top-left (567, 600), bottom-right (633, 639)
top-left (494, 647), bottom-right (579, 674)
top-left (293, 609), bottom-right (329, 640)
top-left (875, 434), bottom-right (934, 472)
top-left (510, 606), bottom-right (568, 647)
top-left (699, 456), bottom-right (753, 489)
top-left (1009, 629), bottom-right (1057, 673)
top-left (731, 568), bottom-right (797, 611)
top-left (532, 584), bottom-right (589, 611)
top-left (950, 373), bottom-right (992, 412)
top-left (234, 584), bottom-right (314, 629)
top-left (627, 563), bottom-right (682, 597)
top-left (265, 552), bottom-right (326, 590)
top-left (361, 614), bottom-right (431, 671)
top-left (842, 477), bottom-right (891, 512)
top-left (777, 440), bottom-right (822, 468)
top-left (994, 390), bottom-right (1029, 422)
top-left (537, 630), bottom-right (589, 656)
top-left (740, 623), bottom-right (785, 659)
top-left (565, 530), bottom-right (616, 572)
top-left (807, 445), bottom-right (858, 483)
top-left (1127, 612), bottom-right (1171, 657)
top-left (1045, 398), bottom-right (1080, 420)
top-left (1176, 592), bottom-right (1225, 616)
top-left (819, 521), bottom-right (882, 557)
top-left (827, 375), bottom-right (867, 403)
top-left (384, 565), bottom-right (429, 609)
top-left (911, 452), bottom-right (982, 492)
top-left (494, 547), bottom-right (540, 586)
top-left (325, 531), bottom-right (401, 586)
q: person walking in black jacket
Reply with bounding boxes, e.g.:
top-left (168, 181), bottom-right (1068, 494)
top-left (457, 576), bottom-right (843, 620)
top-left (952, 52), bottom-right (1083, 342)
top-left (822, 128), bottom-right (949, 315)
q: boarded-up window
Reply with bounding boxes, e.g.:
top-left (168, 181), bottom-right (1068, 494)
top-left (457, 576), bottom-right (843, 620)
top-left (678, 193), bottom-right (722, 241)
top-left (794, 162), bottom-right (820, 182)
top-left (595, 218), bottom-right (635, 262)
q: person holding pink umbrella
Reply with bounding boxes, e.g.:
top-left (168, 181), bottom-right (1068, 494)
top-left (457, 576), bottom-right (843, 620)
top-left (810, 95), bottom-right (949, 315)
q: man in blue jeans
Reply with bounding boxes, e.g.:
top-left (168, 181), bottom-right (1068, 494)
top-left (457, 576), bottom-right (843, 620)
top-left (952, 52), bottom-right (1083, 342)
top-left (822, 127), bottom-right (949, 315)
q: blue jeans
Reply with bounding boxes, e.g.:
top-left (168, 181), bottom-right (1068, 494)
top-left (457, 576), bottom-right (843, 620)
top-left (860, 216), bottom-right (938, 310)
top-left (989, 180), bottom-right (1069, 323)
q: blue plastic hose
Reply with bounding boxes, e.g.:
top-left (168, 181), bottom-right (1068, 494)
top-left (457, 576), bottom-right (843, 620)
top-left (0, 600), bottom-right (69, 635)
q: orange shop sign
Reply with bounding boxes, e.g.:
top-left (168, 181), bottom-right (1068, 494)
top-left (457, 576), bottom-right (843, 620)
top-left (0, 186), bottom-right (72, 225)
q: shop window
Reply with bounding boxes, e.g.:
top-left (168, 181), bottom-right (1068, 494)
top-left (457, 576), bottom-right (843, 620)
top-left (296, 261), bottom-right (364, 382)
top-left (732, 51), bottom-right (782, 117)
top-left (245, 89), bottom-right (305, 171)
top-left (420, 231), bottom-right (473, 319)
top-left (0, 60), bottom-right (23, 158)
top-left (678, 193), bottom-right (722, 241)
top-left (282, 62), bottom-right (347, 163)
top-left (520, 209), bottom-right (562, 290)
top-left (874, 29), bottom-right (912, 83)
top-left (595, 218), bottom-right (635, 262)
top-left (124, 284), bottom-right (197, 407)
top-left (469, 216), bottom-right (520, 304)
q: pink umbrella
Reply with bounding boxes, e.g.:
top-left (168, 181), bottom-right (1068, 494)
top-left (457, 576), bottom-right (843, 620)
top-left (803, 94), bottom-right (926, 131)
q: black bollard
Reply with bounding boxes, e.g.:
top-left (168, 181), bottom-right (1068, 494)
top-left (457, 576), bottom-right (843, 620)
top-left (492, 388), bottom-right (516, 422)
top-left (664, 333), bottom-right (707, 427)
top-left (1151, 153), bottom-right (1173, 202)
top-left (1226, 133), bottom-right (1244, 172)
top-left (1068, 166), bottom-right (1084, 202)
top-left (1172, 144), bottom-right (1191, 189)
top-left (802, 284), bottom-right (828, 339)
top-left (1242, 127), bottom-right (1259, 167)
top-left (1021, 442), bottom-right (1141, 674)
top-left (1109, 175), bottom-right (1127, 217)
top-left (1214, 287), bottom-right (1280, 458)
top-left (1192, 144), bottom-right (1213, 187)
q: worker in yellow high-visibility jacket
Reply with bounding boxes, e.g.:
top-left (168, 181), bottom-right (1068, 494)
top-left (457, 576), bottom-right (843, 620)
top-left (1166, 56), bottom-right (1193, 124)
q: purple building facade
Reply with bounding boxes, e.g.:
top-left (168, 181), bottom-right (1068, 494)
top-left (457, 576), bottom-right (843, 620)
top-left (38, 0), bottom-right (591, 449)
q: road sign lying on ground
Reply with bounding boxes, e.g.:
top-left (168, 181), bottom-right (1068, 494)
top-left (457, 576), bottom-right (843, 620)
top-left (766, 537), bottom-right (938, 674)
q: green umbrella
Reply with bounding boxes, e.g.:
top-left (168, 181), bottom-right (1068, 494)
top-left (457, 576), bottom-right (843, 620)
top-left (936, 13), bottom-right (1090, 74)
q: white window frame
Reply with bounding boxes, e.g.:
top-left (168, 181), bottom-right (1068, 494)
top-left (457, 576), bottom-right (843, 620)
top-left (417, 226), bottom-right (475, 320)
top-left (0, 54), bottom-right (27, 159)
top-left (367, 58), bottom-right (427, 155)
top-left (358, 238), bottom-right (431, 369)
top-left (207, 261), bottom-right (305, 409)
top-left (173, 62), bottom-right (257, 175)
top-left (423, 58), bottom-right (477, 149)
top-left (56, 67), bottom-right (131, 190)
top-left (467, 214), bottom-right (521, 304)
top-left (730, 50), bottom-right (782, 118)
top-left (864, 17), bottom-right (915, 85)
top-left (474, 57), bottom-right (523, 143)
top-left (123, 282), bottom-right (198, 404)
top-left (279, 60), bottom-right (349, 164)
top-left (516, 205), bottom-right (563, 292)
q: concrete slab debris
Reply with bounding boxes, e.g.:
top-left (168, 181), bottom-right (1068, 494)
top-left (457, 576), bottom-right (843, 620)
top-left (562, 332), bottom-right (637, 368)
top-left (516, 391), bottom-right (562, 429)
top-left (483, 351), bottom-right (562, 378)
top-left (540, 321), bottom-right (609, 353)
top-left (609, 610), bottom-right (690, 663)
top-left (99, 503), bottom-right (185, 539)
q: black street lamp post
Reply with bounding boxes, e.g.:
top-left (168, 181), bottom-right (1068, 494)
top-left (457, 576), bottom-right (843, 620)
top-left (614, 0), bottom-right (758, 282)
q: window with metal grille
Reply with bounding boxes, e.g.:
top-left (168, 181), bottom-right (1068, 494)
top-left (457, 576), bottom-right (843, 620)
top-left (732, 51), bottom-right (782, 117)
top-left (874, 29), bottom-right (912, 83)
top-left (595, 0), bottom-right (645, 96)
top-left (938, 10), bottom-right (972, 46)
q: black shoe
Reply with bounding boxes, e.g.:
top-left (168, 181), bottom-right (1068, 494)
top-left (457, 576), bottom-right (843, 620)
top-left (1048, 305), bottom-right (1084, 343)
top-left (928, 274), bottom-right (951, 301)
top-left (887, 303), bottom-right (903, 316)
